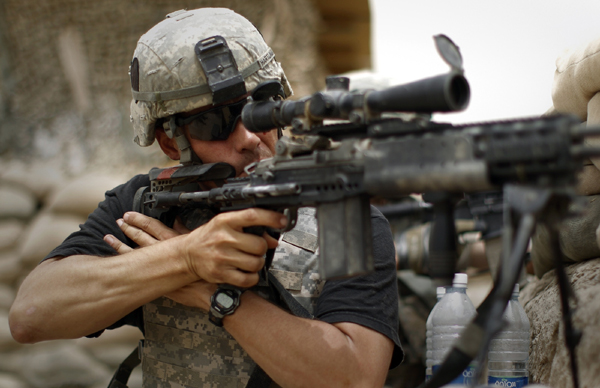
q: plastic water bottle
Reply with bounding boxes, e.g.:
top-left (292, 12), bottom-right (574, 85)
top-left (432, 273), bottom-right (477, 385)
top-left (487, 284), bottom-right (530, 387)
top-left (425, 286), bottom-right (446, 381)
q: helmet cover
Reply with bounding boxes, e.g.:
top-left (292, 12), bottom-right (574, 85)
top-left (129, 8), bottom-right (293, 146)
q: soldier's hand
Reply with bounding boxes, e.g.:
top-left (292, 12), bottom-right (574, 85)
top-left (164, 280), bottom-right (217, 311)
top-left (182, 208), bottom-right (285, 288)
top-left (103, 211), bottom-right (190, 254)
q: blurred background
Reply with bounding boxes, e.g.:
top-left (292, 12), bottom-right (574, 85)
top-left (372, 0), bottom-right (600, 123)
top-left (0, 0), bottom-right (598, 387)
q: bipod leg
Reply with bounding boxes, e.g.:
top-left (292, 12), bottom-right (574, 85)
top-left (422, 208), bottom-right (534, 388)
top-left (422, 186), bottom-right (541, 388)
top-left (543, 217), bottom-right (582, 388)
top-left (470, 209), bottom-right (535, 386)
top-left (465, 185), bottom-right (551, 387)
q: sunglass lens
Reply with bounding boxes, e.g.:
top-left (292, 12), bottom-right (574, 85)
top-left (185, 99), bottom-right (247, 141)
top-left (188, 111), bottom-right (220, 141)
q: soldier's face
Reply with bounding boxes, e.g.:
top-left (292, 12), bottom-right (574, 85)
top-left (186, 118), bottom-right (277, 177)
top-left (156, 94), bottom-right (279, 177)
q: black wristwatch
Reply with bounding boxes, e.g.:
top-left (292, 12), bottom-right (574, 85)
top-left (209, 285), bottom-right (245, 327)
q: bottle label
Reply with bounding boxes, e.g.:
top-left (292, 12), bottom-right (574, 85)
top-left (488, 376), bottom-right (529, 387)
top-left (432, 364), bottom-right (475, 385)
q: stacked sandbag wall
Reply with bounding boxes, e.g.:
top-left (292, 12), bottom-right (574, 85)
top-left (520, 258), bottom-right (600, 388)
top-left (0, 160), bottom-right (144, 388)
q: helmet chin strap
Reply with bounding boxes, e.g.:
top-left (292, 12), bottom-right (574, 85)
top-left (164, 117), bottom-right (203, 165)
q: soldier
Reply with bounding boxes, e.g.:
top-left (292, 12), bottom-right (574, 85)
top-left (9, 8), bottom-right (402, 388)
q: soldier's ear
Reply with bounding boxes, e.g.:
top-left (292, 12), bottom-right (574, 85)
top-left (155, 128), bottom-right (181, 160)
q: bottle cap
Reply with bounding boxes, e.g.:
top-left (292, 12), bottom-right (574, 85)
top-left (436, 286), bottom-right (446, 298)
top-left (513, 283), bottom-right (520, 294)
top-left (452, 273), bottom-right (468, 288)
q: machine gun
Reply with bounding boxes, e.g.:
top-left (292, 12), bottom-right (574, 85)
top-left (134, 35), bottom-right (599, 387)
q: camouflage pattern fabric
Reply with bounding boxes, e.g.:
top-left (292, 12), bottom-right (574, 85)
top-left (142, 297), bottom-right (254, 388)
top-left (262, 207), bottom-right (323, 313)
top-left (142, 207), bottom-right (322, 387)
top-left (129, 8), bottom-right (292, 147)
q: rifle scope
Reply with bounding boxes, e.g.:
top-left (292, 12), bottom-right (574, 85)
top-left (241, 72), bottom-right (470, 133)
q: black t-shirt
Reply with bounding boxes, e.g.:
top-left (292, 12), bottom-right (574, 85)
top-left (44, 174), bottom-right (403, 367)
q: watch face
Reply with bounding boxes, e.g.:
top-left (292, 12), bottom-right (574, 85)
top-left (210, 286), bottom-right (243, 326)
top-left (215, 292), bottom-right (235, 309)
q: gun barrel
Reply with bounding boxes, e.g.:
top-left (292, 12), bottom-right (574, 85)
top-left (366, 72), bottom-right (470, 113)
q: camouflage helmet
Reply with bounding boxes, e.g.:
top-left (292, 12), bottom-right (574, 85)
top-left (129, 8), bottom-right (293, 147)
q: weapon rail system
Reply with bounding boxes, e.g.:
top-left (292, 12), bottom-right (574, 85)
top-left (134, 35), bottom-right (600, 388)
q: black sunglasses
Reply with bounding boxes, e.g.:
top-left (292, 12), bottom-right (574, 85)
top-left (175, 98), bottom-right (248, 141)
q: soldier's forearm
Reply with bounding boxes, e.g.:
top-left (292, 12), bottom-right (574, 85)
top-left (222, 291), bottom-right (393, 388)
top-left (9, 237), bottom-right (194, 343)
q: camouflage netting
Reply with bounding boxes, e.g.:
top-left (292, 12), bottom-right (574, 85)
top-left (0, 0), bottom-right (327, 175)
